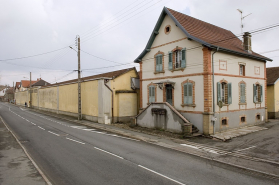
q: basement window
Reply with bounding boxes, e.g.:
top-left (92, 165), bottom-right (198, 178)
top-left (222, 118), bottom-right (227, 125)
top-left (256, 114), bottom-right (261, 120)
top-left (241, 116), bottom-right (246, 123)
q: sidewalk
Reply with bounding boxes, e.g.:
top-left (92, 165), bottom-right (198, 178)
top-left (23, 106), bottom-right (279, 179)
top-left (0, 116), bottom-right (46, 185)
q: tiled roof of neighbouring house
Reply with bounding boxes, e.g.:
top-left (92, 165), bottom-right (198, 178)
top-left (21, 80), bottom-right (38, 88)
top-left (32, 79), bottom-right (50, 87)
top-left (267, 67), bottom-right (279, 85)
top-left (45, 67), bottom-right (137, 87)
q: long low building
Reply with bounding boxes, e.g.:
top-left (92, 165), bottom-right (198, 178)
top-left (15, 67), bottom-right (139, 124)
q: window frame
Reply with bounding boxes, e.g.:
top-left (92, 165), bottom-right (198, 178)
top-left (217, 81), bottom-right (232, 106)
top-left (253, 83), bottom-right (263, 103)
top-left (170, 47), bottom-right (186, 71)
top-left (154, 51), bottom-right (165, 74)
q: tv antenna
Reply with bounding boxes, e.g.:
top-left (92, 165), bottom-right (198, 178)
top-left (237, 9), bottom-right (252, 35)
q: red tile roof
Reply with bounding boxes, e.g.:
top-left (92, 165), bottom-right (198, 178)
top-left (267, 67), bottom-right (279, 85)
top-left (167, 8), bottom-right (270, 60)
top-left (21, 80), bottom-right (38, 88)
top-left (46, 67), bottom-right (137, 87)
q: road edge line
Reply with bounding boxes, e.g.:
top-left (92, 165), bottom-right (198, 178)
top-left (0, 116), bottom-right (53, 185)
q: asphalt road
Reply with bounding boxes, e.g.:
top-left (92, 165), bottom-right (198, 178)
top-left (0, 102), bottom-right (277, 185)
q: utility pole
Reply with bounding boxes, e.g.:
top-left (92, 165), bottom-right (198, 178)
top-left (30, 72), bottom-right (32, 108)
top-left (77, 35), bottom-right (81, 120)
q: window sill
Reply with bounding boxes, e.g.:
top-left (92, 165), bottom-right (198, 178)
top-left (154, 70), bottom-right (165, 74)
top-left (170, 67), bottom-right (185, 72)
top-left (219, 104), bottom-right (230, 107)
top-left (254, 102), bottom-right (262, 104)
top-left (238, 103), bottom-right (247, 105)
top-left (181, 104), bottom-right (196, 107)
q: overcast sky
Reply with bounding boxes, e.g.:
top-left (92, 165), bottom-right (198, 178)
top-left (1, 0), bottom-right (279, 86)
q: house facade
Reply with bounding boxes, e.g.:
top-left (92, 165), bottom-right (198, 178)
top-left (135, 7), bottom-right (271, 135)
top-left (267, 67), bottom-right (279, 119)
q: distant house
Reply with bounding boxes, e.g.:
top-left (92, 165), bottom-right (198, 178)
top-left (0, 86), bottom-right (7, 101)
top-left (15, 80), bottom-right (38, 92)
top-left (134, 7), bottom-right (272, 135)
top-left (15, 67), bottom-right (139, 124)
top-left (4, 87), bottom-right (14, 102)
top-left (267, 67), bottom-right (279, 119)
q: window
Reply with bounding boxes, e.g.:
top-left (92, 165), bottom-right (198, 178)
top-left (253, 84), bottom-right (263, 103)
top-left (149, 85), bottom-right (155, 103)
top-left (240, 64), bottom-right (245, 76)
top-left (155, 54), bottom-right (163, 72)
top-left (241, 116), bottom-right (246, 123)
top-left (183, 82), bottom-right (193, 104)
top-left (165, 25), bottom-right (171, 34)
top-left (169, 48), bottom-right (186, 70)
top-left (222, 118), bottom-right (227, 125)
top-left (217, 82), bottom-right (232, 105)
top-left (239, 83), bottom-right (246, 103)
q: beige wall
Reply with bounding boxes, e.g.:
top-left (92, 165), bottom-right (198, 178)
top-left (38, 87), bottom-right (57, 110)
top-left (214, 52), bottom-right (265, 78)
top-left (112, 70), bottom-right (138, 118)
top-left (59, 84), bottom-right (78, 113)
top-left (267, 85), bottom-right (274, 112)
top-left (15, 91), bottom-right (28, 105)
top-left (118, 93), bottom-right (137, 117)
top-left (81, 80), bottom-right (98, 117)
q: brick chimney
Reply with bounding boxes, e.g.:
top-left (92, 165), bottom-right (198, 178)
top-left (243, 32), bottom-right (252, 53)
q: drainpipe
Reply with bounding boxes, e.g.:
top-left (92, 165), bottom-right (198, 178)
top-left (212, 47), bottom-right (219, 135)
top-left (104, 79), bottom-right (114, 124)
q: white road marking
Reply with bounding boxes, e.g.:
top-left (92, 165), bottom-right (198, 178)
top-left (109, 134), bottom-right (140, 141)
top-left (180, 144), bottom-right (199, 149)
top-left (66, 137), bottom-right (85, 145)
top-left (180, 144), bottom-right (218, 154)
top-left (38, 126), bottom-right (45, 130)
top-left (91, 131), bottom-right (106, 134)
top-left (138, 165), bottom-right (185, 185)
top-left (94, 147), bottom-right (123, 159)
top-left (31, 122), bottom-right (36, 125)
top-left (70, 126), bottom-right (87, 129)
top-left (82, 129), bottom-right (96, 131)
top-left (48, 131), bottom-right (60, 136)
top-left (235, 146), bottom-right (256, 152)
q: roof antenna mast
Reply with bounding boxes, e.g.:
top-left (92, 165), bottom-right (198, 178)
top-left (237, 9), bottom-right (252, 35)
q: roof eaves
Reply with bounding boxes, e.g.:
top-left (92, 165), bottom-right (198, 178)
top-left (134, 8), bottom-right (167, 63)
top-left (215, 46), bottom-right (272, 61)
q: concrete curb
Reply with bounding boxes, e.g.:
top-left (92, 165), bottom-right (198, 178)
top-left (0, 115), bottom-right (53, 185)
top-left (10, 104), bottom-right (279, 180)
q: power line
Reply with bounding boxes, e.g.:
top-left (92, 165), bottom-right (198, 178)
top-left (0, 47), bottom-right (69, 62)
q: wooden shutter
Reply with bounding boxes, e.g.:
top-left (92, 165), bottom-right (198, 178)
top-left (240, 83), bottom-right (245, 103)
top-left (149, 86), bottom-right (155, 103)
top-left (159, 55), bottom-right (163, 71)
top-left (181, 48), bottom-right (186, 68)
top-left (253, 84), bottom-right (256, 103)
top-left (228, 83), bottom-right (232, 104)
top-left (184, 84), bottom-right (188, 104)
top-left (260, 85), bottom-right (263, 102)
top-left (188, 83), bottom-right (193, 104)
top-left (168, 52), bottom-right (173, 70)
top-left (217, 82), bottom-right (221, 103)
top-left (155, 56), bottom-right (159, 72)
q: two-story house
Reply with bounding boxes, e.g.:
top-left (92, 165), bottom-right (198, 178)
top-left (134, 7), bottom-right (272, 135)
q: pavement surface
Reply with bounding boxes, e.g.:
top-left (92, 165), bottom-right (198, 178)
top-left (0, 112), bottom-right (46, 185)
top-left (1, 102), bottom-right (279, 185)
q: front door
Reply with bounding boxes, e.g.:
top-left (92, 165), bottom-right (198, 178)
top-left (166, 84), bottom-right (173, 105)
